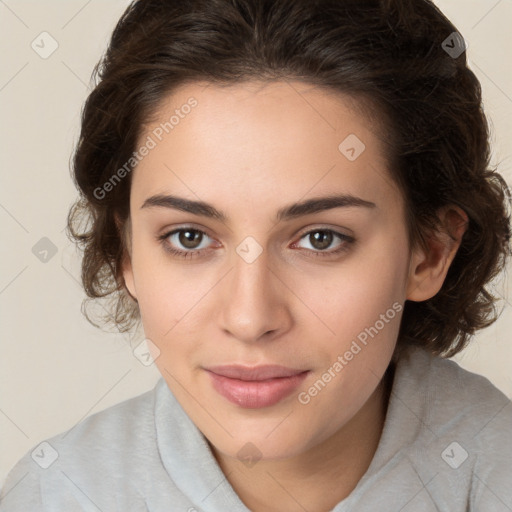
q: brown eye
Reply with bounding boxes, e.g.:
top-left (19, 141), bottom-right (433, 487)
top-left (294, 228), bottom-right (354, 258)
top-left (308, 230), bottom-right (333, 250)
top-left (158, 227), bottom-right (214, 258)
top-left (178, 229), bottom-right (203, 249)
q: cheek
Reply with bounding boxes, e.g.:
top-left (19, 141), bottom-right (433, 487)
top-left (130, 245), bottom-right (184, 336)
top-left (293, 244), bottom-right (406, 426)
top-left (297, 235), bottom-right (408, 344)
top-left (132, 256), bottom-right (220, 352)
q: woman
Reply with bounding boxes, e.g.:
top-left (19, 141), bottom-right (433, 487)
top-left (1, 0), bottom-right (511, 510)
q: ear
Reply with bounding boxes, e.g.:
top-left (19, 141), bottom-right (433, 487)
top-left (406, 205), bottom-right (469, 301)
top-left (115, 213), bottom-right (137, 301)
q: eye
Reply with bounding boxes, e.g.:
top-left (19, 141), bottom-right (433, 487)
top-left (293, 228), bottom-right (354, 257)
top-left (158, 227), bottom-right (215, 259)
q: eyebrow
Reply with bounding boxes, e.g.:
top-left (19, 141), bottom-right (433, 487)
top-left (140, 193), bottom-right (376, 222)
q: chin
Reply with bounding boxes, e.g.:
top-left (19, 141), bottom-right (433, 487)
top-left (207, 422), bottom-right (319, 463)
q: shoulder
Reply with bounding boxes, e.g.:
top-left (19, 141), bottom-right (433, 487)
top-left (0, 380), bottom-right (162, 510)
top-left (407, 346), bottom-right (512, 434)
top-left (392, 346), bottom-right (512, 510)
top-left (47, 379), bottom-right (158, 465)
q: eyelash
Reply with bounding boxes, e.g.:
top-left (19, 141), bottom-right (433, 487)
top-left (157, 226), bottom-right (355, 260)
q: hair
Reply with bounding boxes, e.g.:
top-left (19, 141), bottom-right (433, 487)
top-left (67, 0), bottom-right (511, 358)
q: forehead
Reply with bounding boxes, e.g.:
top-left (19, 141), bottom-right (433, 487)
top-left (131, 80), bottom-right (398, 213)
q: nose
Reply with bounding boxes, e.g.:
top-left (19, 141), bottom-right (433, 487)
top-left (218, 248), bottom-right (292, 344)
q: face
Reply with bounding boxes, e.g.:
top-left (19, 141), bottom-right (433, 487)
top-left (122, 80), bottom-right (413, 461)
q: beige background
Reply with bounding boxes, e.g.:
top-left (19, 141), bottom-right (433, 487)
top-left (0, 0), bottom-right (511, 486)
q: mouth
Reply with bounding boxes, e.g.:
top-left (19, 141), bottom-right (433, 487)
top-left (204, 364), bottom-right (310, 408)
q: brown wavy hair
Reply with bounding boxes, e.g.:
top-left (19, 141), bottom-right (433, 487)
top-left (67, 0), bottom-right (511, 358)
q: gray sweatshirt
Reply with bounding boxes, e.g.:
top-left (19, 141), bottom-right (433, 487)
top-left (1, 346), bottom-right (511, 511)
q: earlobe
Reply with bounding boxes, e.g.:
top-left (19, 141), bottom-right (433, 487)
top-left (406, 205), bottom-right (468, 302)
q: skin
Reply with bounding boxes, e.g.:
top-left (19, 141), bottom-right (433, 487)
top-left (121, 80), bottom-right (468, 511)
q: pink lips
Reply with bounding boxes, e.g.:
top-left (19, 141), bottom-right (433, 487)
top-left (205, 364), bottom-right (309, 409)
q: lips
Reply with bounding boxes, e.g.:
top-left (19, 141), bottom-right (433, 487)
top-left (204, 364), bottom-right (310, 408)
